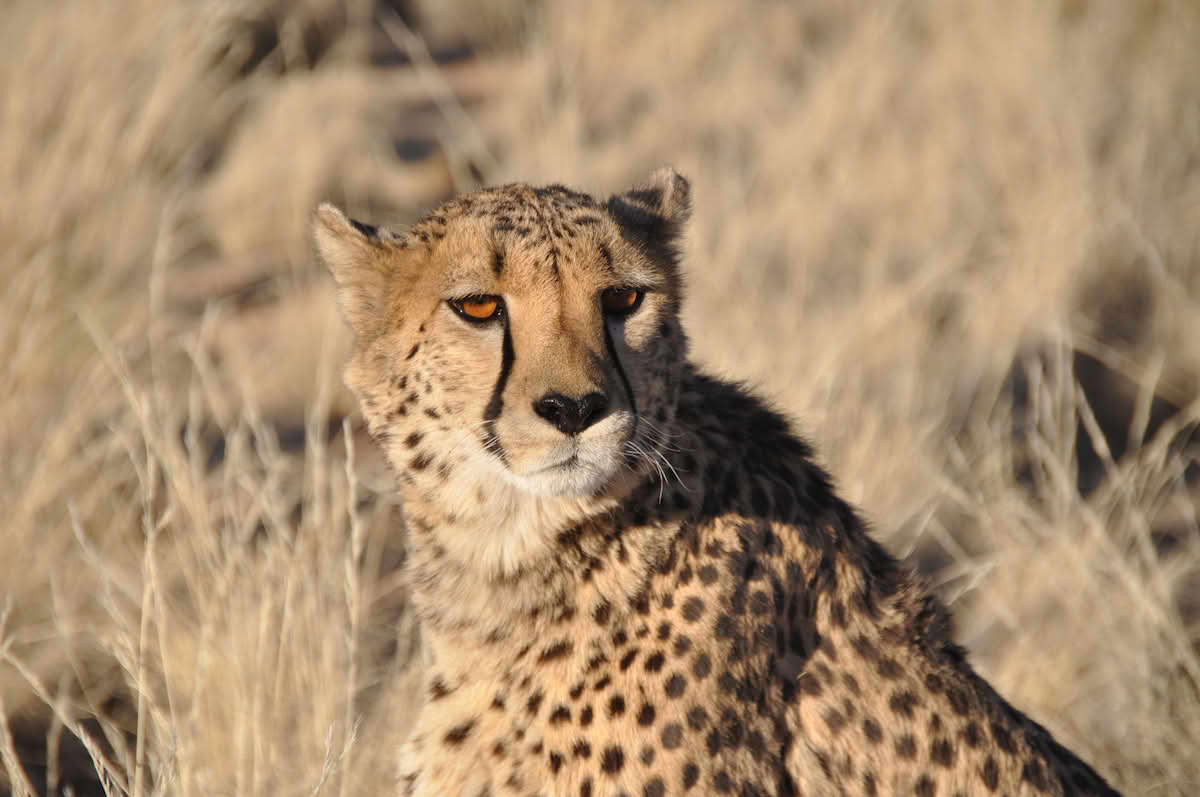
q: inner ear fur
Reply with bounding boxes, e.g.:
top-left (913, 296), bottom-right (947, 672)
top-left (313, 203), bottom-right (401, 340)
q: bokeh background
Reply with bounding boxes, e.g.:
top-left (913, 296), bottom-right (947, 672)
top-left (2, 1), bottom-right (1199, 794)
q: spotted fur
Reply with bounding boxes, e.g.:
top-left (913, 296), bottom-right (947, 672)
top-left (314, 169), bottom-right (1120, 796)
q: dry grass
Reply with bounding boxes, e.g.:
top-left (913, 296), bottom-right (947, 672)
top-left (2, 0), bottom-right (1199, 793)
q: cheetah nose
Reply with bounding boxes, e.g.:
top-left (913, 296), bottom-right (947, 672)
top-left (533, 392), bottom-right (610, 436)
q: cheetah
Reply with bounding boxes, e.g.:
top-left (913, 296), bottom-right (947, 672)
top-left (313, 168), bottom-right (1120, 796)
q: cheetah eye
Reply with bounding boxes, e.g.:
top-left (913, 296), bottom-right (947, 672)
top-left (601, 287), bottom-right (644, 317)
top-left (450, 295), bottom-right (504, 323)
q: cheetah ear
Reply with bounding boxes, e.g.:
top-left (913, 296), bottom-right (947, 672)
top-left (611, 167), bottom-right (692, 226)
top-left (313, 202), bottom-right (399, 340)
top-left (606, 168), bottom-right (691, 265)
top-left (606, 167), bottom-right (692, 254)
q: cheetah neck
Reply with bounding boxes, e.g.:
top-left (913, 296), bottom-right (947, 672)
top-left (397, 446), bottom-right (695, 660)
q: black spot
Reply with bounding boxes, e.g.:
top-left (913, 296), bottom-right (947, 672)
top-left (573, 740), bottom-right (591, 758)
top-left (962, 722), bottom-right (983, 748)
top-left (931, 738), bottom-right (955, 767)
top-left (876, 656), bottom-right (903, 679)
top-left (661, 723), bottom-right (683, 749)
top-left (608, 694), bottom-right (626, 717)
top-left (888, 689), bottom-right (919, 718)
top-left (637, 704), bottom-right (656, 726)
top-left (686, 706), bottom-right (708, 729)
top-left (526, 691), bottom-right (544, 716)
top-left (406, 343), bottom-right (420, 360)
top-left (538, 640), bottom-right (573, 662)
top-left (720, 709), bottom-right (744, 747)
top-left (981, 757), bottom-right (1000, 791)
top-left (620, 649), bottom-right (640, 671)
top-left (682, 597), bottom-right (705, 622)
top-left (895, 734), bottom-right (917, 759)
top-left (714, 614), bottom-right (735, 638)
top-left (682, 762), bottom-right (700, 789)
top-left (443, 720), bottom-right (474, 745)
top-left (692, 653), bottom-right (711, 679)
top-left (946, 686), bottom-right (971, 716)
top-left (915, 775), bottom-right (936, 797)
top-left (644, 777), bottom-right (666, 797)
top-left (665, 673), bottom-right (687, 698)
top-left (644, 651), bottom-right (666, 673)
top-left (429, 677), bottom-right (451, 700)
top-left (706, 728), bottom-right (722, 756)
top-left (991, 722), bottom-right (1017, 754)
top-left (600, 746), bottom-right (625, 774)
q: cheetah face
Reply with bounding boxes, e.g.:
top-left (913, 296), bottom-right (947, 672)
top-left (315, 169), bottom-right (691, 503)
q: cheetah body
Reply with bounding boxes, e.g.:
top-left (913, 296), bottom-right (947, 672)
top-left (314, 170), bottom-right (1119, 796)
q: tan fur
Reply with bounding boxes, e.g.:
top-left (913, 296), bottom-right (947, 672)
top-left (314, 170), bottom-right (1119, 796)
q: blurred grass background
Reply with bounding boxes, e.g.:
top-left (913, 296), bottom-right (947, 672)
top-left (2, 0), bottom-right (1199, 794)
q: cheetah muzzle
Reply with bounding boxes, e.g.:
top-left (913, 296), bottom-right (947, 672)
top-left (314, 168), bottom-right (1120, 796)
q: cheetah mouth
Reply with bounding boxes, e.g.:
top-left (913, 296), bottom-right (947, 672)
top-left (509, 435), bottom-right (635, 497)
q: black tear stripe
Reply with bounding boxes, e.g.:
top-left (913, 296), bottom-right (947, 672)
top-left (604, 321), bottom-right (638, 446)
top-left (481, 321), bottom-right (516, 465)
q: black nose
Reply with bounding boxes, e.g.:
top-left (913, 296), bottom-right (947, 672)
top-left (533, 392), bottom-right (610, 436)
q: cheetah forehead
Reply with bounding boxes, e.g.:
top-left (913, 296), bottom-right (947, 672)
top-left (402, 168), bottom-right (693, 291)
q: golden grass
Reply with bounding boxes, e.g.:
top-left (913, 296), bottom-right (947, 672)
top-left (2, 0), bottom-right (1198, 793)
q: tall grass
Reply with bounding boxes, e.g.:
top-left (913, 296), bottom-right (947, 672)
top-left (2, 0), bottom-right (1198, 793)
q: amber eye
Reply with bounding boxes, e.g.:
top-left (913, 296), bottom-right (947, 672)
top-left (451, 296), bottom-right (503, 322)
top-left (601, 287), bottom-right (644, 316)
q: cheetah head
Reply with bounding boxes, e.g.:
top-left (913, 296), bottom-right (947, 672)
top-left (315, 169), bottom-right (691, 516)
